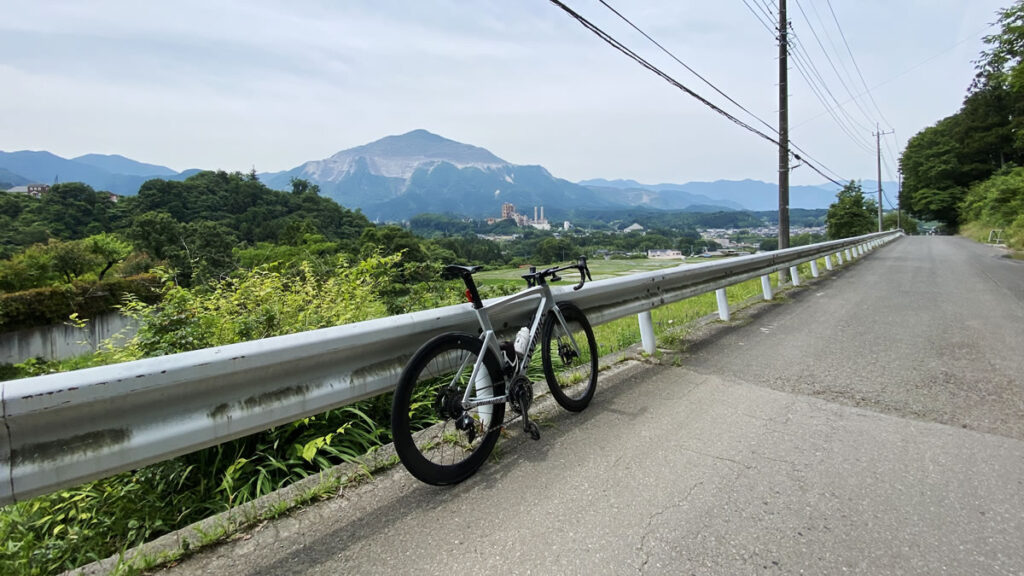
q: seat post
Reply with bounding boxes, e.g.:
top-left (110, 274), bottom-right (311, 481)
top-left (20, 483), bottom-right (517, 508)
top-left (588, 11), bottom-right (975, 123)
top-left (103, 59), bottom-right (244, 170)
top-left (461, 273), bottom-right (483, 309)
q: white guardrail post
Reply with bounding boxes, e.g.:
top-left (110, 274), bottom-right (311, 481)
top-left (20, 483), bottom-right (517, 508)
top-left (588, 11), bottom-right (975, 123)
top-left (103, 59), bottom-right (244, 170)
top-left (638, 311), bottom-right (656, 354)
top-left (760, 274), bottom-right (773, 300)
top-left (0, 231), bottom-right (902, 504)
top-left (810, 259), bottom-right (820, 278)
top-left (716, 288), bottom-right (730, 321)
top-left (825, 254), bottom-right (834, 271)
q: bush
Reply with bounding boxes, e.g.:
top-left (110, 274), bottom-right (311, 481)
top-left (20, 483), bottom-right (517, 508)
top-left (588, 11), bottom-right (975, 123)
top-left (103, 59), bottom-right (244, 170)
top-left (0, 275), bottom-right (161, 333)
top-left (0, 253), bottom-right (429, 574)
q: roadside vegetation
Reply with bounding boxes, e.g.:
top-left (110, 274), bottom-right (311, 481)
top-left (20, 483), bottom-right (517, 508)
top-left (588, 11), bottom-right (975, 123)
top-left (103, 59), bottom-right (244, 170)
top-left (1, 245), bottom-right (814, 574)
top-left (0, 164), bottom-right (824, 575)
top-left (898, 1), bottom-right (1024, 252)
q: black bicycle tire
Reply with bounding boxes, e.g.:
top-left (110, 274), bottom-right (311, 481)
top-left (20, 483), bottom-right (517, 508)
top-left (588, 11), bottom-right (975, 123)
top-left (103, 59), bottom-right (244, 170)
top-left (391, 332), bottom-right (506, 485)
top-left (541, 302), bottom-right (598, 412)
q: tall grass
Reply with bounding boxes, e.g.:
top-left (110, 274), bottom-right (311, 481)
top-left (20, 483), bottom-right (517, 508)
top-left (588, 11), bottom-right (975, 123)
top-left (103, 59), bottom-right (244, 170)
top-left (0, 257), bottom-right (825, 575)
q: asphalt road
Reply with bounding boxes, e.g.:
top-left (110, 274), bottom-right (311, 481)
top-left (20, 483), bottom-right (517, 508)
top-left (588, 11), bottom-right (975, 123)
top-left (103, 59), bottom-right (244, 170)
top-left (159, 236), bottom-right (1024, 576)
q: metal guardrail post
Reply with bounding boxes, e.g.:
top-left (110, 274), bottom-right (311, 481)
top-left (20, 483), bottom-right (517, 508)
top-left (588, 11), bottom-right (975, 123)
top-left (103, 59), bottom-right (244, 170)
top-left (810, 259), bottom-right (820, 278)
top-left (790, 266), bottom-right (801, 286)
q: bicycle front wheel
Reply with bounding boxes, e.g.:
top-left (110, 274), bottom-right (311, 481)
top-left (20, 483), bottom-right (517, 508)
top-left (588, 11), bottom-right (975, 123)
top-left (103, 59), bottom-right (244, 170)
top-left (391, 332), bottom-right (506, 485)
top-left (541, 302), bottom-right (598, 412)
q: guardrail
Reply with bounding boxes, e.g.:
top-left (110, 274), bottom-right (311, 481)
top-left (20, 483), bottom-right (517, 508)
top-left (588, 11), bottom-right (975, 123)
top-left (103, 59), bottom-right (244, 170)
top-left (0, 231), bottom-right (901, 504)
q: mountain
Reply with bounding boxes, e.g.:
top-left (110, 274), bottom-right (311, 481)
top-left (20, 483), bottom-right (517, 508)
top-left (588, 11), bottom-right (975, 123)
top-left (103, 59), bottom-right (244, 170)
top-left (259, 130), bottom-right (625, 220)
top-left (3, 132), bottom-right (897, 219)
top-left (72, 154), bottom-right (177, 177)
top-left (580, 178), bottom-right (897, 211)
top-left (0, 167), bottom-right (31, 189)
top-left (0, 150), bottom-right (188, 196)
top-left (579, 183), bottom-right (744, 212)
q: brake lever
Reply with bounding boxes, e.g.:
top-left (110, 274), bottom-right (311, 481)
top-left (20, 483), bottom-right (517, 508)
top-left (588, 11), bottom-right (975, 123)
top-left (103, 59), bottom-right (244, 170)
top-left (573, 261), bottom-right (588, 291)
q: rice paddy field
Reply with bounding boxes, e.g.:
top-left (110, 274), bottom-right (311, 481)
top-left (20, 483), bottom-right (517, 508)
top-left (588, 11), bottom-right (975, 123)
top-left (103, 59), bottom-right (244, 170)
top-left (475, 256), bottom-right (701, 286)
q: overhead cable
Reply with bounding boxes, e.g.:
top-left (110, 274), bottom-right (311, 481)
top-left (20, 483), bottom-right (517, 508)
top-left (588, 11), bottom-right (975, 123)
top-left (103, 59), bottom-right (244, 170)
top-left (547, 0), bottom-right (845, 186)
top-left (602, 0), bottom-right (846, 183)
top-left (824, 0), bottom-right (892, 129)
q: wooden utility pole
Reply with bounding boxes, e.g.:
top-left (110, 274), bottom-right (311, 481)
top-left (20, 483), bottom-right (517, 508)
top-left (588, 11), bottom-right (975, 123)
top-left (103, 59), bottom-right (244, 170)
top-left (778, 0), bottom-right (790, 282)
top-left (874, 125), bottom-right (894, 231)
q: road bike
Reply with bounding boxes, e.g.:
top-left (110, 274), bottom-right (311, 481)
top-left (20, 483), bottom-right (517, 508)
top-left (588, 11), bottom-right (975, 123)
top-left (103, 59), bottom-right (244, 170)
top-left (390, 258), bottom-right (599, 485)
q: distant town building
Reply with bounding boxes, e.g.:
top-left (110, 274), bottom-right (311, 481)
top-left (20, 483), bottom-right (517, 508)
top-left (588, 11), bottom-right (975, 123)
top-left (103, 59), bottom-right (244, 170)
top-left (647, 249), bottom-right (683, 260)
top-left (6, 184), bottom-right (50, 198)
top-left (487, 202), bottom-right (551, 230)
top-left (623, 223), bottom-right (644, 233)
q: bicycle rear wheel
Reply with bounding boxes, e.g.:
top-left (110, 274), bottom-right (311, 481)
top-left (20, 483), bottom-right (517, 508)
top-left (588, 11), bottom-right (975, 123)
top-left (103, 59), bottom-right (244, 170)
top-left (541, 302), bottom-right (598, 412)
top-left (391, 332), bottom-right (506, 485)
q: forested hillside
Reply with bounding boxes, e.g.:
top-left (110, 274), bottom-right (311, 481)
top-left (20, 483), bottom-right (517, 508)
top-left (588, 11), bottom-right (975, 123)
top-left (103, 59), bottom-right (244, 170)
top-left (900, 2), bottom-right (1024, 249)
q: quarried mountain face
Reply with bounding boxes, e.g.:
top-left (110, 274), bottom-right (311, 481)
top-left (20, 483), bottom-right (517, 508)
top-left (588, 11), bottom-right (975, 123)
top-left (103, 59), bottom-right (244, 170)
top-left (258, 130), bottom-right (624, 220)
top-left (5, 130), bottom-right (859, 219)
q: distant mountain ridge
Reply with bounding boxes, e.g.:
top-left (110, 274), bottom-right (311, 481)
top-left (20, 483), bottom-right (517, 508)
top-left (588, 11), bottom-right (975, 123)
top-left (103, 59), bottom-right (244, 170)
top-left (2, 131), bottom-right (888, 220)
top-left (579, 177), bottom-right (897, 212)
top-left (0, 150), bottom-right (187, 196)
top-left (72, 153), bottom-right (178, 177)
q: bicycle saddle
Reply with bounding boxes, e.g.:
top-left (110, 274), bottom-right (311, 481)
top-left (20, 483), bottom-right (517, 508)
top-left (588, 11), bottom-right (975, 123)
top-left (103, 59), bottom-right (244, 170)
top-left (442, 264), bottom-right (482, 279)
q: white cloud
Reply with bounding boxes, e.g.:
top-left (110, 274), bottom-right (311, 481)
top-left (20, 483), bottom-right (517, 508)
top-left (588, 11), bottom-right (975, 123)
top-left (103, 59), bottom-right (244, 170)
top-left (0, 0), bottom-right (1010, 185)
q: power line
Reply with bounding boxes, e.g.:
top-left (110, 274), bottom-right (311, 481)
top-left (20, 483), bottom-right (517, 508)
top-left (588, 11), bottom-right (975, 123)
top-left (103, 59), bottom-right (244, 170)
top-left (787, 28), bottom-right (876, 152)
top-left (548, 0), bottom-right (846, 186)
top-left (733, 0), bottom-right (851, 181)
top-left (599, 0), bottom-right (842, 183)
top-left (740, 0), bottom-right (776, 37)
top-left (803, 0), bottom-right (879, 129)
top-left (792, 21), bottom-right (997, 130)
top-left (824, 0), bottom-right (892, 129)
top-left (749, 0), bottom-right (875, 153)
top-left (791, 0), bottom-right (876, 131)
top-left (789, 42), bottom-right (875, 152)
top-left (598, 0), bottom-right (778, 138)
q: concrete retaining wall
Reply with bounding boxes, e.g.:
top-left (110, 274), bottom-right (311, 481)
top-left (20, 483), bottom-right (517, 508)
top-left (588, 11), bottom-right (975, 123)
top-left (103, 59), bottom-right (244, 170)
top-left (0, 312), bottom-right (138, 365)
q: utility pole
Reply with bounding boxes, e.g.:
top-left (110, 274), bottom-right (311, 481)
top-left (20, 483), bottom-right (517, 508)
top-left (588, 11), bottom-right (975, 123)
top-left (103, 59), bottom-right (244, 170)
top-left (874, 124), bottom-right (894, 231)
top-left (778, 0), bottom-right (790, 282)
top-left (897, 167), bottom-right (903, 230)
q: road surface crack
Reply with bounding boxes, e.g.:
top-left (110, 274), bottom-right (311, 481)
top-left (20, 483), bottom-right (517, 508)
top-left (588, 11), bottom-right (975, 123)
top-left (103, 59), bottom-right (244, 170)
top-left (637, 481), bottom-right (703, 574)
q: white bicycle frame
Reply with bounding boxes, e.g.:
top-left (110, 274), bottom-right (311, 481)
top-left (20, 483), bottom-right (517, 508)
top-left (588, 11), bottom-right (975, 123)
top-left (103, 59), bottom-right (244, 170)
top-left (455, 280), bottom-right (581, 422)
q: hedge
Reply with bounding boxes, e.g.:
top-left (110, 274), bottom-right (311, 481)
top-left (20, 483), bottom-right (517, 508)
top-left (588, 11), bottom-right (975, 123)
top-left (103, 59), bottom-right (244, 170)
top-left (0, 274), bottom-right (163, 333)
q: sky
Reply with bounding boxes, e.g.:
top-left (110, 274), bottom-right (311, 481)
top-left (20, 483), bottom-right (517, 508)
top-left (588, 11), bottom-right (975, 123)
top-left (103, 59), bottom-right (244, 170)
top-left (0, 0), bottom-right (1011, 187)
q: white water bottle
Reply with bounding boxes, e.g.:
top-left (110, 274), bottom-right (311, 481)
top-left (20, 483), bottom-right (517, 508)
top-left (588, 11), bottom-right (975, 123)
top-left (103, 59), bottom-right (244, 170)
top-left (513, 327), bottom-right (530, 358)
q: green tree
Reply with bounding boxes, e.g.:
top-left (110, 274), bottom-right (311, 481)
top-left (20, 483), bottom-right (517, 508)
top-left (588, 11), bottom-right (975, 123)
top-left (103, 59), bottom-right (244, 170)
top-left (0, 242), bottom-right (58, 291)
top-left (48, 239), bottom-right (101, 283)
top-left (900, 116), bottom-right (969, 226)
top-left (882, 212), bottom-right (919, 235)
top-left (900, 1), bottom-right (1024, 229)
top-left (86, 233), bottom-right (133, 281)
top-left (826, 182), bottom-right (877, 239)
top-left (534, 237), bottom-right (578, 263)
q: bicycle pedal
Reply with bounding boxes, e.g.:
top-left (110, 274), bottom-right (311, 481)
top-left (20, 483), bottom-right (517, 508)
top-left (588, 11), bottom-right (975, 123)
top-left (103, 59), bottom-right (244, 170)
top-left (525, 420), bottom-right (540, 441)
